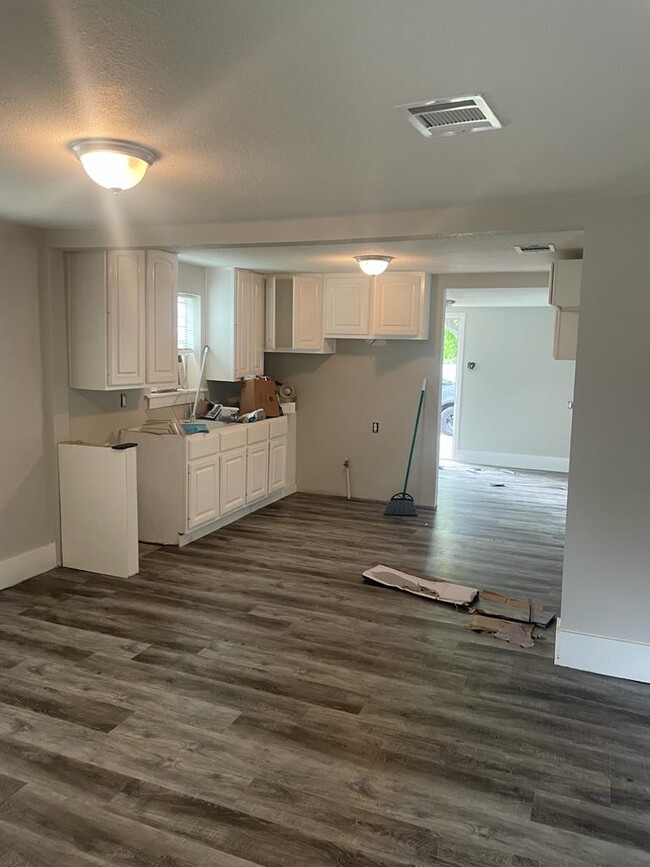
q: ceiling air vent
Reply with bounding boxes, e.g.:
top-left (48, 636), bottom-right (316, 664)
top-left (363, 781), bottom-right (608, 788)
top-left (400, 94), bottom-right (501, 138)
top-left (515, 243), bottom-right (556, 254)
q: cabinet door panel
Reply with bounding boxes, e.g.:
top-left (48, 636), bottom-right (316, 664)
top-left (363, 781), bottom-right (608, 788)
top-left (373, 274), bottom-right (422, 336)
top-left (324, 275), bottom-right (371, 336)
top-left (235, 270), bottom-right (251, 378)
top-left (553, 309), bottom-right (579, 360)
top-left (268, 437), bottom-right (288, 493)
top-left (107, 250), bottom-right (145, 386)
top-left (146, 251), bottom-right (178, 384)
top-left (220, 448), bottom-right (247, 514)
top-left (251, 273), bottom-right (265, 374)
top-left (246, 443), bottom-right (269, 503)
top-left (187, 457), bottom-right (219, 530)
top-left (293, 276), bottom-right (324, 349)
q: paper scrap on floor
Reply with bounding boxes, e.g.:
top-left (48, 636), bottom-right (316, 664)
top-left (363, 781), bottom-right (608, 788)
top-left (363, 565), bottom-right (478, 607)
top-left (468, 614), bottom-right (535, 649)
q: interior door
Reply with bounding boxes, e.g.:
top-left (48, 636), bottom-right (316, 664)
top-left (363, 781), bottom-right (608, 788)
top-left (187, 457), bottom-right (219, 529)
top-left (293, 276), bottom-right (324, 349)
top-left (107, 250), bottom-right (145, 386)
top-left (145, 250), bottom-right (178, 385)
top-left (220, 448), bottom-right (247, 514)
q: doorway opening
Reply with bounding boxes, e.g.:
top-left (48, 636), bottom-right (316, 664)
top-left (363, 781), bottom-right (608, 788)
top-left (438, 311), bottom-right (464, 463)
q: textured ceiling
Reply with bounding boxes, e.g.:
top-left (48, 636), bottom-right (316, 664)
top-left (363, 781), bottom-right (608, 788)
top-left (179, 231), bottom-right (583, 274)
top-left (2, 1), bottom-right (650, 227)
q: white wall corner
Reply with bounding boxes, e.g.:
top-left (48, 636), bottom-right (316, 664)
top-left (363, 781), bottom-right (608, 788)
top-left (454, 449), bottom-right (569, 473)
top-left (555, 621), bottom-right (650, 683)
top-left (0, 542), bottom-right (57, 591)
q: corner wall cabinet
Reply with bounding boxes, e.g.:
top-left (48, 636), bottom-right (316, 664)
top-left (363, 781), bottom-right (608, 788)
top-left (323, 272), bottom-right (430, 340)
top-left (553, 309), bottom-right (579, 361)
top-left (68, 249), bottom-right (178, 391)
top-left (265, 274), bottom-right (335, 353)
top-left (120, 415), bottom-right (294, 546)
top-left (206, 267), bottom-right (265, 381)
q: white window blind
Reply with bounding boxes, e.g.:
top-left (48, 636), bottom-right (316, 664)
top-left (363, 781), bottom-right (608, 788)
top-left (177, 293), bottom-right (197, 353)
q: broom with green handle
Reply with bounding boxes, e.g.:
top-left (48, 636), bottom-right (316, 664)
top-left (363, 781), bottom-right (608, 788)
top-left (384, 378), bottom-right (427, 517)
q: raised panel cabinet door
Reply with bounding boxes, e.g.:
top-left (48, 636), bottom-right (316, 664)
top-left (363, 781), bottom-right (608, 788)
top-left (107, 250), bottom-right (146, 386)
top-left (251, 273), bottom-right (265, 374)
top-left (293, 276), bottom-right (324, 349)
top-left (246, 443), bottom-right (269, 504)
top-left (265, 277), bottom-right (276, 350)
top-left (220, 447), bottom-right (247, 515)
top-left (324, 275), bottom-right (371, 336)
top-left (373, 273), bottom-right (422, 336)
top-left (235, 270), bottom-right (252, 378)
top-left (145, 250), bottom-right (178, 385)
top-left (187, 457), bottom-right (219, 530)
top-left (268, 437), bottom-right (288, 493)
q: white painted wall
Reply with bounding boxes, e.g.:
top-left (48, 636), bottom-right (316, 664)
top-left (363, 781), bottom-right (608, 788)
top-left (265, 282), bottom-right (445, 506)
top-left (0, 223), bottom-right (56, 586)
top-left (453, 306), bottom-right (575, 472)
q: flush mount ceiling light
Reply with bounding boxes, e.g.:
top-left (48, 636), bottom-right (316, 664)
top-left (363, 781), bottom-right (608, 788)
top-left (355, 255), bottom-right (393, 276)
top-left (67, 138), bottom-right (160, 191)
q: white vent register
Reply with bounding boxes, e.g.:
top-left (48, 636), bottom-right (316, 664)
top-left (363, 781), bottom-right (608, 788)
top-left (400, 94), bottom-right (501, 137)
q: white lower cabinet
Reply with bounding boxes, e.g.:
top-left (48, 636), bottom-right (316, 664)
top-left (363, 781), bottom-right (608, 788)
top-left (269, 437), bottom-right (288, 492)
top-left (187, 456), bottom-right (220, 530)
top-left (246, 442), bottom-right (269, 503)
top-left (220, 448), bottom-right (247, 515)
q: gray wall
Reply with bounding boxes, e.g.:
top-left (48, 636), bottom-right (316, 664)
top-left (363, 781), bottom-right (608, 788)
top-left (0, 223), bottom-right (54, 564)
top-left (265, 282), bottom-right (445, 506)
top-left (454, 306), bottom-right (575, 471)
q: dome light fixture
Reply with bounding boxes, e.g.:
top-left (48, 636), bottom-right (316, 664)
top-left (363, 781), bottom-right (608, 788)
top-left (355, 255), bottom-right (393, 276)
top-left (67, 137), bottom-right (160, 192)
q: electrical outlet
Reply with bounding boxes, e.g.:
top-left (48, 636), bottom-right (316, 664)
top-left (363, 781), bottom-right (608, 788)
top-left (372, 421), bottom-right (380, 433)
top-left (119, 393), bottom-right (127, 409)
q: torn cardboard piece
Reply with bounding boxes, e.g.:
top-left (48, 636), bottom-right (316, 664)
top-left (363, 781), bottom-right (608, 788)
top-left (468, 614), bottom-right (535, 649)
top-left (363, 565), bottom-right (478, 607)
top-left (472, 589), bottom-right (556, 628)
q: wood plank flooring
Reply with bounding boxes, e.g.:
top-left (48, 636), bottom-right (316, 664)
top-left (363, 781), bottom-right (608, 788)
top-left (0, 464), bottom-right (649, 866)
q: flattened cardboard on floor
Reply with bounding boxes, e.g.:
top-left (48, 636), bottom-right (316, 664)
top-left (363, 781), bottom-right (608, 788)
top-left (473, 589), bottom-right (556, 628)
top-left (469, 614), bottom-right (535, 649)
top-left (363, 564), bottom-right (478, 607)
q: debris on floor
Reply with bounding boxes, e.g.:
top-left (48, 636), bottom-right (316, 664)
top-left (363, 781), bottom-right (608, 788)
top-left (473, 589), bottom-right (556, 628)
top-left (490, 483), bottom-right (506, 488)
top-left (363, 564), bottom-right (478, 606)
top-left (469, 614), bottom-right (535, 649)
top-left (364, 567), bottom-right (557, 651)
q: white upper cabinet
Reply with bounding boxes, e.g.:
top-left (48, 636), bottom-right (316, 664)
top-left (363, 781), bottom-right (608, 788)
top-left (145, 250), bottom-right (178, 386)
top-left (107, 250), bottom-right (146, 387)
top-left (324, 274), bottom-right (372, 336)
top-left (269, 436), bottom-right (288, 493)
top-left (549, 260), bottom-right (582, 309)
top-left (69, 249), bottom-right (174, 390)
top-left (266, 274), bottom-right (334, 353)
top-left (372, 272), bottom-right (427, 338)
top-left (324, 272), bottom-right (429, 340)
top-left (553, 309), bottom-right (579, 360)
top-left (206, 267), bottom-right (264, 381)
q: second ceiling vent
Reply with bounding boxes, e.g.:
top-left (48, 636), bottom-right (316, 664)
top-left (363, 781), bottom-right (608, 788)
top-left (400, 94), bottom-right (501, 138)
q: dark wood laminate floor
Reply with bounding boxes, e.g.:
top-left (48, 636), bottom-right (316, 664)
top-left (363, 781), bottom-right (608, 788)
top-left (1, 465), bottom-right (649, 866)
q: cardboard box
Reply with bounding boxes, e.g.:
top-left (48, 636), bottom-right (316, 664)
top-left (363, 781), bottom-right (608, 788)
top-left (239, 378), bottom-right (281, 417)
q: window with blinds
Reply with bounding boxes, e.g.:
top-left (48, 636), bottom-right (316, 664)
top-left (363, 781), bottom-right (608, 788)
top-left (177, 293), bottom-right (198, 353)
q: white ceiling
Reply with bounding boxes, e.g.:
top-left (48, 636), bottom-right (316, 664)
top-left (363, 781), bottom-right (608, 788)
top-left (179, 230), bottom-right (583, 274)
top-left (447, 288), bottom-right (549, 307)
top-left (3, 1), bottom-right (650, 228)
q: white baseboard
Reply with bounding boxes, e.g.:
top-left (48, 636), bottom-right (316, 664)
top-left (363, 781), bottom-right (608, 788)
top-left (555, 622), bottom-right (650, 683)
top-left (454, 448), bottom-right (569, 473)
top-left (0, 542), bottom-right (58, 591)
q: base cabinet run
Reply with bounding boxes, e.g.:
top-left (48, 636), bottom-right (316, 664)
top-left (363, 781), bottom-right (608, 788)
top-left (121, 416), bottom-right (295, 546)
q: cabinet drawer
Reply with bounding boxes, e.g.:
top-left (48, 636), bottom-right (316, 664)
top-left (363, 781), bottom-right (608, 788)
top-left (247, 420), bottom-right (270, 445)
top-left (187, 432), bottom-right (220, 461)
top-left (269, 416), bottom-right (288, 439)
top-left (219, 426), bottom-right (247, 452)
